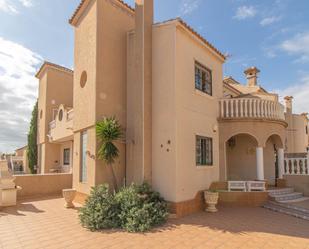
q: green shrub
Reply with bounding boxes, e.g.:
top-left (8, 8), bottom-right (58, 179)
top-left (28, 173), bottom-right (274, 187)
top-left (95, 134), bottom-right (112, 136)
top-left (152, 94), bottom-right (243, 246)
top-left (115, 183), bottom-right (168, 232)
top-left (79, 184), bottom-right (120, 231)
top-left (79, 183), bottom-right (168, 233)
top-left (27, 101), bottom-right (38, 174)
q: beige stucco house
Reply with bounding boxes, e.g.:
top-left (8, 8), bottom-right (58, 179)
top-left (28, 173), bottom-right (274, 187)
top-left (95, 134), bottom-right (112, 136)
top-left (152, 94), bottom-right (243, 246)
top-left (34, 0), bottom-right (309, 216)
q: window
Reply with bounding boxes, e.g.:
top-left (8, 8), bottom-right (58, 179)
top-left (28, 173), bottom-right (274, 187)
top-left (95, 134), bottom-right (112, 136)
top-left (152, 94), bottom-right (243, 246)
top-left (195, 62), bottom-right (212, 96)
top-left (196, 136), bottom-right (213, 166)
top-left (80, 131), bottom-right (88, 182)
top-left (306, 126), bottom-right (308, 135)
top-left (63, 148), bottom-right (70, 165)
top-left (80, 71), bottom-right (87, 88)
top-left (58, 109), bottom-right (63, 121)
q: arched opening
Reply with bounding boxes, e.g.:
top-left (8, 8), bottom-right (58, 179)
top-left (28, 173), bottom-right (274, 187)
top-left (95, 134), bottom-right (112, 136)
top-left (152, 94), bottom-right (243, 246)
top-left (226, 133), bottom-right (259, 180)
top-left (264, 134), bottom-right (284, 186)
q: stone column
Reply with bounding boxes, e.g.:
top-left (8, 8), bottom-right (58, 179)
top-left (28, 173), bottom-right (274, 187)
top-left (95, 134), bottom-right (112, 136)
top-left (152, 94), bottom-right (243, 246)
top-left (278, 148), bottom-right (284, 178)
top-left (256, 147), bottom-right (264, 180)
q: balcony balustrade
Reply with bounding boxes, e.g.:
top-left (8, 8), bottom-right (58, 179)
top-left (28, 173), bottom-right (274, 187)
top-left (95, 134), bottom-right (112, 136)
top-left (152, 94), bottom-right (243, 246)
top-left (219, 98), bottom-right (285, 121)
top-left (284, 157), bottom-right (309, 176)
top-left (48, 109), bottom-right (74, 142)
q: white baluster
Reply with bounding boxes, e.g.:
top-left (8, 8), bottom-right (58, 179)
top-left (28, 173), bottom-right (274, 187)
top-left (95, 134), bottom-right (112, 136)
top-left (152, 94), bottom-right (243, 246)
top-left (226, 100), bottom-right (229, 118)
top-left (220, 100), bottom-right (224, 118)
top-left (249, 99), bottom-right (252, 117)
top-left (235, 99), bottom-right (239, 117)
top-left (240, 99), bottom-right (244, 117)
top-left (257, 100), bottom-right (260, 118)
top-left (253, 100), bottom-right (256, 117)
top-left (231, 100), bottom-right (234, 118)
top-left (244, 100), bottom-right (248, 117)
top-left (302, 159), bottom-right (305, 175)
top-left (265, 101), bottom-right (268, 118)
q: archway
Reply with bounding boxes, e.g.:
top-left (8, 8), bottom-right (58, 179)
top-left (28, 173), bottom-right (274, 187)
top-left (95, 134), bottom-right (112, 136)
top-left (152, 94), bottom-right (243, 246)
top-left (226, 133), bottom-right (259, 180)
top-left (263, 134), bottom-right (284, 186)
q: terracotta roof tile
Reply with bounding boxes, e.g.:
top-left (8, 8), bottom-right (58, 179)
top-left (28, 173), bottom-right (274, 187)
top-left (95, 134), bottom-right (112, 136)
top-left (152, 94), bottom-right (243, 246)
top-left (178, 18), bottom-right (226, 60)
top-left (155, 18), bottom-right (226, 61)
top-left (69, 0), bottom-right (134, 25)
top-left (35, 61), bottom-right (73, 79)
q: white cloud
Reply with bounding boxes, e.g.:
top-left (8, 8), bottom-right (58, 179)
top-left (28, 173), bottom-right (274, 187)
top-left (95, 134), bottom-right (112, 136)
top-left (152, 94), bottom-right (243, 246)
top-left (19, 0), bottom-right (33, 7)
top-left (275, 74), bottom-right (309, 114)
top-left (0, 0), bottom-right (33, 14)
top-left (280, 32), bottom-right (309, 63)
top-left (180, 0), bottom-right (201, 16)
top-left (260, 16), bottom-right (281, 26)
top-left (234, 6), bottom-right (257, 20)
top-left (0, 0), bottom-right (18, 14)
top-left (0, 37), bottom-right (42, 153)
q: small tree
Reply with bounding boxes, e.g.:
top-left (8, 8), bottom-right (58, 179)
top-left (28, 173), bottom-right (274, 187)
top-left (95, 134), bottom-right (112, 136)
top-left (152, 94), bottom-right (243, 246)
top-left (27, 101), bottom-right (38, 174)
top-left (96, 117), bottom-right (123, 191)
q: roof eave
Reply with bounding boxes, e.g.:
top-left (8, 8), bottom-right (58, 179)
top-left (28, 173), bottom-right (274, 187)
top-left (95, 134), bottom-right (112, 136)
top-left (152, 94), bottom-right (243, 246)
top-left (35, 61), bottom-right (73, 79)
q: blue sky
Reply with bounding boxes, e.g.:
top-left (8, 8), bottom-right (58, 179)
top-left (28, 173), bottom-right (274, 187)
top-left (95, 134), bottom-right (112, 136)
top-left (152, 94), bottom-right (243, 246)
top-left (0, 0), bottom-right (308, 152)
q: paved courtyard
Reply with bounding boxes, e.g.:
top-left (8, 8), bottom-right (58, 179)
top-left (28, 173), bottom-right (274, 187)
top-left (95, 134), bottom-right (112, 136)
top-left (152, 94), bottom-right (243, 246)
top-left (0, 196), bottom-right (308, 249)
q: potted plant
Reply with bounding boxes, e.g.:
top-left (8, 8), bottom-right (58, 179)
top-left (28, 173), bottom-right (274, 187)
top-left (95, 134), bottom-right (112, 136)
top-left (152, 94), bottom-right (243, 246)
top-left (204, 190), bottom-right (219, 212)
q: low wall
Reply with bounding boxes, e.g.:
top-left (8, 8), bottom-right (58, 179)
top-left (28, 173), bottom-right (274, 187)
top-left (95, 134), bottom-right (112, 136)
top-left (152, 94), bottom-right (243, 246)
top-left (14, 173), bottom-right (73, 198)
top-left (218, 191), bottom-right (268, 207)
top-left (284, 175), bottom-right (309, 196)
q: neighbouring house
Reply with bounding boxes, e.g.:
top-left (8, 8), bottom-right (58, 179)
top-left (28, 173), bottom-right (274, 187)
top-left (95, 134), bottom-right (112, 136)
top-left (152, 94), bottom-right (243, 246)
top-left (32, 0), bottom-right (309, 216)
top-left (2, 146), bottom-right (29, 175)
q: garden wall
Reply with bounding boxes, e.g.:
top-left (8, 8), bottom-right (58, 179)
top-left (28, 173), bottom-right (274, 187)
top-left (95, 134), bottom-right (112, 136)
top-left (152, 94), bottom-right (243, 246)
top-left (15, 173), bottom-right (72, 198)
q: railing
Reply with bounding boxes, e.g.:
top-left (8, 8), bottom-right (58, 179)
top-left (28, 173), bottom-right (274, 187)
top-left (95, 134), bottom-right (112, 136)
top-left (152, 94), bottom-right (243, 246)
top-left (67, 110), bottom-right (74, 121)
top-left (284, 157), bottom-right (309, 175)
top-left (49, 120), bottom-right (56, 130)
top-left (48, 109), bottom-right (73, 131)
top-left (219, 98), bottom-right (285, 120)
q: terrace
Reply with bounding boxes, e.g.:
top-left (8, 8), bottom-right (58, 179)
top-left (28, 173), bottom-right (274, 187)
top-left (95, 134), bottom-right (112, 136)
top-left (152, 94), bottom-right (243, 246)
top-left (0, 196), bottom-right (308, 249)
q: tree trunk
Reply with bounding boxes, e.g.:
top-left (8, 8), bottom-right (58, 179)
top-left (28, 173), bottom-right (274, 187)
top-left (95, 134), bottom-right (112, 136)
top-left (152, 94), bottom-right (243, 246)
top-left (109, 164), bottom-right (118, 192)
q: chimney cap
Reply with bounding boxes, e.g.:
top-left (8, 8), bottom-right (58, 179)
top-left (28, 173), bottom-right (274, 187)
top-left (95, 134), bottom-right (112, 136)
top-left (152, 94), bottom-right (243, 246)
top-left (244, 67), bottom-right (260, 75)
top-left (284, 96), bottom-right (293, 101)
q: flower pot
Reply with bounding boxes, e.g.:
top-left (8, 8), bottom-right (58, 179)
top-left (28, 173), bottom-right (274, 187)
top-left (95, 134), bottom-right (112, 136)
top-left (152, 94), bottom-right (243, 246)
top-left (204, 191), bottom-right (219, 212)
top-left (62, 189), bottom-right (76, 208)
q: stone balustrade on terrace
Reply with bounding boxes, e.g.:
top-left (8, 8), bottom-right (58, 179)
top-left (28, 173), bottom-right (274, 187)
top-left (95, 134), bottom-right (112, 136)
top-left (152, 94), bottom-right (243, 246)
top-left (219, 98), bottom-right (285, 121)
top-left (284, 157), bottom-right (309, 176)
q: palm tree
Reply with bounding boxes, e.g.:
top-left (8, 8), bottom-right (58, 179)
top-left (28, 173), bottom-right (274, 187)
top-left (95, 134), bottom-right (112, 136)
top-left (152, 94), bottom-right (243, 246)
top-left (96, 117), bottom-right (123, 191)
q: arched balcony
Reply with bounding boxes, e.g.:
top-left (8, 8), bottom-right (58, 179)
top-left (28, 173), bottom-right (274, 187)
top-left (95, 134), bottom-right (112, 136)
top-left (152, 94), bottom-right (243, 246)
top-left (48, 105), bottom-right (74, 142)
top-left (219, 98), bottom-right (285, 121)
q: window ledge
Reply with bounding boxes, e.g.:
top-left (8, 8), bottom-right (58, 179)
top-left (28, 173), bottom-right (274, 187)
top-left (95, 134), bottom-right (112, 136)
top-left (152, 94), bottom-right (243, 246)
top-left (196, 165), bottom-right (215, 170)
top-left (194, 89), bottom-right (214, 100)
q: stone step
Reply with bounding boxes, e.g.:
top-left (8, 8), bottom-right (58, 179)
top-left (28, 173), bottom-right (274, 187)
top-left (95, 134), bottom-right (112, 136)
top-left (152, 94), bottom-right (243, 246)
top-left (267, 201), bottom-right (309, 214)
top-left (263, 202), bottom-right (309, 221)
top-left (279, 197), bottom-right (309, 203)
top-left (271, 192), bottom-right (304, 202)
top-left (268, 188), bottom-right (294, 196)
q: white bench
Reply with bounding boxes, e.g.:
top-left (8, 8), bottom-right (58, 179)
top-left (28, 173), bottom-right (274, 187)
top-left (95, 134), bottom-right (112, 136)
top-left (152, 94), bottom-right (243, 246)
top-left (228, 181), bottom-right (246, 192)
top-left (246, 181), bottom-right (266, 191)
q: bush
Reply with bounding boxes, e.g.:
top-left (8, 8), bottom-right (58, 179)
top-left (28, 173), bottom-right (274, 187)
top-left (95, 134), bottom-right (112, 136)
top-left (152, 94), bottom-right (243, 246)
top-left (115, 183), bottom-right (168, 232)
top-left (79, 183), bottom-right (168, 233)
top-left (79, 185), bottom-right (120, 231)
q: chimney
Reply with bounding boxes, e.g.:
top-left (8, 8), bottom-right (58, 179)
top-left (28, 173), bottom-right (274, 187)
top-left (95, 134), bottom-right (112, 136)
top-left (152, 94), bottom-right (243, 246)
top-left (135, 0), bottom-right (153, 183)
top-left (244, 67), bottom-right (260, 87)
top-left (284, 96), bottom-right (293, 114)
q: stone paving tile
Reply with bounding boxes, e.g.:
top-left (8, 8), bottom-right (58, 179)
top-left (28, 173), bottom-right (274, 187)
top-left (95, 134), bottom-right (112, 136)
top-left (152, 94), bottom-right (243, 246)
top-left (0, 196), bottom-right (309, 249)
